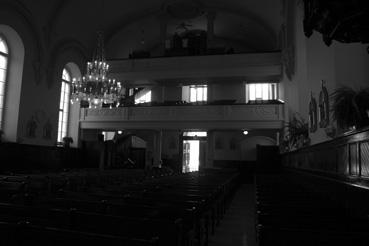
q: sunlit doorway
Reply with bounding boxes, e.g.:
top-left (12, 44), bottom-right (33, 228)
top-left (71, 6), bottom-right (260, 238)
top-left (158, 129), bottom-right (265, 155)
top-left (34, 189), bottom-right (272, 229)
top-left (182, 131), bottom-right (207, 173)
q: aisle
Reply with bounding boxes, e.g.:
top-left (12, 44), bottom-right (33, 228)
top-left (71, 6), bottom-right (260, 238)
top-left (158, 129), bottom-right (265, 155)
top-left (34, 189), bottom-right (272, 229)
top-left (208, 184), bottom-right (256, 246)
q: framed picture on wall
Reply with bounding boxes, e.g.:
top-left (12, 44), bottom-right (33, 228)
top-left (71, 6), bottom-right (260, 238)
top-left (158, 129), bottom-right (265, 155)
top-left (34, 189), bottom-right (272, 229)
top-left (309, 92), bottom-right (318, 133)
top-left (319, 80), bottom-right (329, 128)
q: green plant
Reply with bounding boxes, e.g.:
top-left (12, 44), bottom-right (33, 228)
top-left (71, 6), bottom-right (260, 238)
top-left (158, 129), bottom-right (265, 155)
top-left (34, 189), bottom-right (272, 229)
top-left (331, 86), bottom-right (369, 130)
top-left (281, 113), bottom-right (310, 151)
top-left (62, 136), bottom-right (73, 147)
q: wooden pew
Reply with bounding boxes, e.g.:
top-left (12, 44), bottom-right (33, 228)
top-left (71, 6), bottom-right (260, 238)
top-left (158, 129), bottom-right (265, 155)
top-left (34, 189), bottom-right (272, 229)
top-left (0, 168), bottom-right (239, 246)
top-left (0, 202), bottom-right (183, 246)
top-left (255, 173), bottom-right (369, 246)
top-left (0, 221), bottom-right (158, 246)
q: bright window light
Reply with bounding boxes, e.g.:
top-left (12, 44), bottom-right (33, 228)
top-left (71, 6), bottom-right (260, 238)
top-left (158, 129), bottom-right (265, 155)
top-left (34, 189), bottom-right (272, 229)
top-left (183, 131), bottom-right (207, 137)
top-left (190, 85), bottom-right (207, 102)
top-left (57, 68), bottom-right (71, 143)
top-left (246, 83), bottom-right (278, 103)
top-left (0, 36), bottom-right (9, 130)
top-left (135, 90), bottom-right (151, 104)
top-left (102, 131), bottom-right (115, 141)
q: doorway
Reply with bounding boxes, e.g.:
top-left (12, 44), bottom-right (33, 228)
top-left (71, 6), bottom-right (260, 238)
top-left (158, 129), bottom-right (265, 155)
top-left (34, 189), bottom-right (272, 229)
top-left (182, 131), bottom-right (207, 173)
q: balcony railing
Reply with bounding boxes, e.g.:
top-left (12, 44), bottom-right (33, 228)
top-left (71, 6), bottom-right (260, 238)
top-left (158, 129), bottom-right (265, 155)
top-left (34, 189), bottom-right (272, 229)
top-left (79, 102), bottom-right (284, 130)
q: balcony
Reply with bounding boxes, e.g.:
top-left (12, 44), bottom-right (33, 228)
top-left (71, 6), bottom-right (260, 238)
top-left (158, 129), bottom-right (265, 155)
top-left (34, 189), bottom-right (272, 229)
top-left (79, 102), bottom-right (284, 130)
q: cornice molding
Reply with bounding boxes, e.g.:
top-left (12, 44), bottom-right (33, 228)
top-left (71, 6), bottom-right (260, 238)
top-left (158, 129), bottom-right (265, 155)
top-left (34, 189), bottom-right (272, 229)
top-left (47, 38), bottom-right (88, 88)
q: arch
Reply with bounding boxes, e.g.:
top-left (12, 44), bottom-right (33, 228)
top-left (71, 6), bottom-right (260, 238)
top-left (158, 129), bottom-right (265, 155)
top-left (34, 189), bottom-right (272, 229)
top-left (47, 40), bottom-right (85, 147)
top-left (0, 34), bottom-right (9, 130)
top-left (48, 38), bottom-right (87, 88)
top-left (0, 24), bottom-right (25, 142)
top-left (105, 4), bottom-right (278, 50)
top-left (57, 62), bottom-right (81, 145)
top-left (0, 1), bottom-right (44, 65)
top-left (240, 135), bottom-right (276, 161)
top-left (65, 62), bottom-right (82, 79)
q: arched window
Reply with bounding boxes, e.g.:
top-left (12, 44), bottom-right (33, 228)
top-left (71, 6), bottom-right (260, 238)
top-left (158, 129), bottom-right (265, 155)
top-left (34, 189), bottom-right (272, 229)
top-left (57, 68), bottom-right (71, 143)
top-left (0, 36), bottom-right (9, 130)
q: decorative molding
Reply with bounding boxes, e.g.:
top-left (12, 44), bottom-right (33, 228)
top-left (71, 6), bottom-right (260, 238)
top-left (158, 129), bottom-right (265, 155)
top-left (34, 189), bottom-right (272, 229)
top-left (319, 80), bottom-right (329, 128)
top-left (42, 119), bottom-right (52, 139)
top-left (25, 115), bottom-right (38, 138)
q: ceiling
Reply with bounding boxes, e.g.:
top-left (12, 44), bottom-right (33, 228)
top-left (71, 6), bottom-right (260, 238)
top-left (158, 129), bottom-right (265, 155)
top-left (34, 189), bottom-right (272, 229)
top-left (18, 0), bottom-right (284, 59)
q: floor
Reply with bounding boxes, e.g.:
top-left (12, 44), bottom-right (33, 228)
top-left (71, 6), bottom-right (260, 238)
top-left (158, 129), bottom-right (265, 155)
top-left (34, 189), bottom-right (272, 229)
top-left (208, 184), bottom-right (256, 246)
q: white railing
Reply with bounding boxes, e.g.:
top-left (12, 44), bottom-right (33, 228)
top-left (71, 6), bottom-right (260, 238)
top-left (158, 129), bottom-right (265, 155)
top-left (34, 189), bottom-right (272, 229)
top-left (80, 103), bottom-right (284, 130)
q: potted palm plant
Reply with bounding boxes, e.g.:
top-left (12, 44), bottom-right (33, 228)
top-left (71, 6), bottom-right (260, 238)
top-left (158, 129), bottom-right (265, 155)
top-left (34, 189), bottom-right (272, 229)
top-left (281, 113), bottom-right (310, 152)
top-left (331, 86), bottom-right (369, 131)
top-left (62, 136), bottom-right (73, 148)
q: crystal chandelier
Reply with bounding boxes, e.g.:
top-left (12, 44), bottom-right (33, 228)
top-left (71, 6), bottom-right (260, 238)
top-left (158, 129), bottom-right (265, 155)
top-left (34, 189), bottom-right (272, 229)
top-left (71, 31), bottom-right (121, 108)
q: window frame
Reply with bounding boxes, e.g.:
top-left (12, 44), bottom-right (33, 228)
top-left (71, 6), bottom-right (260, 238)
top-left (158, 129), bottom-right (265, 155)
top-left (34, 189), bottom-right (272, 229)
top-left (57, 68), bottom-right (72, 144)
top-left (189, 85), bottom-right (207, 102)
top-left (245, 82), bottom-right (278, 103)
top-left (0, 34), bottom-right (10, 131)
top-left (134, 89), bottom-right (152, 104)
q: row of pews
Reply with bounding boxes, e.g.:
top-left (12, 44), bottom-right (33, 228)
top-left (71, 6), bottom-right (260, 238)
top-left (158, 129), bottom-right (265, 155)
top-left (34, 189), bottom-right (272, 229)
top-left (0, 168), bottom-right (239, 246)
top-left (255, 173), bottom-right (369, 246)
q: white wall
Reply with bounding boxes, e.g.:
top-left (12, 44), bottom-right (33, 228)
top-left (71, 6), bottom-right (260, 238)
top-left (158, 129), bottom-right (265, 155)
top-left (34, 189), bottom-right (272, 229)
top-left (210, 82), bottom-right (245, 103)
top-left (284, 1), bottom-right (369, 146)
top-left (164, 86), bottom-right (182, 101)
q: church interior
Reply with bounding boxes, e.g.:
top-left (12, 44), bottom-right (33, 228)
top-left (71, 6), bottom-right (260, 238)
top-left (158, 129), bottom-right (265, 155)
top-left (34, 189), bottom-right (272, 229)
top-left (1, 0), bottom-right (369, 245)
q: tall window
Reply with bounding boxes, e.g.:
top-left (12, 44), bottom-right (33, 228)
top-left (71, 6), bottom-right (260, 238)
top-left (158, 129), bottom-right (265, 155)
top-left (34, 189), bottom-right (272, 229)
top-left (57, 68), bottom-right (71, 143)
top-left (0, 36), bottom-right (9, 130)
top-left (246, 83), bottom-right (278, 103)
top-left (190, 85), bottom-right (207, 102)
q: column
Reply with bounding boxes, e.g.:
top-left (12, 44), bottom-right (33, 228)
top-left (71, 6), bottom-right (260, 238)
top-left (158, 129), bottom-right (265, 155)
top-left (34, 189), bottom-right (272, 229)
top-left (153, 130), bottom-right (163, 167)
top-left (206, 11), bottom-right (216, 48)
top-left (206, 130), bottom-right (214, 167)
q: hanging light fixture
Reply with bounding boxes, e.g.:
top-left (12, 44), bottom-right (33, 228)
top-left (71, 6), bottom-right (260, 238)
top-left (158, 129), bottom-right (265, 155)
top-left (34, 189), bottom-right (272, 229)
top-left (71, 31), bottom-right (121, 108)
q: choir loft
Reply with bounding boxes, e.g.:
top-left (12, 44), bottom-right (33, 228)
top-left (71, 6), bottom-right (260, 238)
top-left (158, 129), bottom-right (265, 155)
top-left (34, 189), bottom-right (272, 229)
top-left (1, 0), bottom-right (369, 245)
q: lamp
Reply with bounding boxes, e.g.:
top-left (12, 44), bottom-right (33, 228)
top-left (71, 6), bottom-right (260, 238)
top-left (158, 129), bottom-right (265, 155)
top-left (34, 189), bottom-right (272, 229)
top-left (71, 31), bottom-right (121, 108)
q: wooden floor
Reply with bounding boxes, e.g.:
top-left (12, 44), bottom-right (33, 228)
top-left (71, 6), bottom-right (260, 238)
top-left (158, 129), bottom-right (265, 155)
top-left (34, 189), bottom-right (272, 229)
top-left (208, 184), bottom-right (256, 246)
